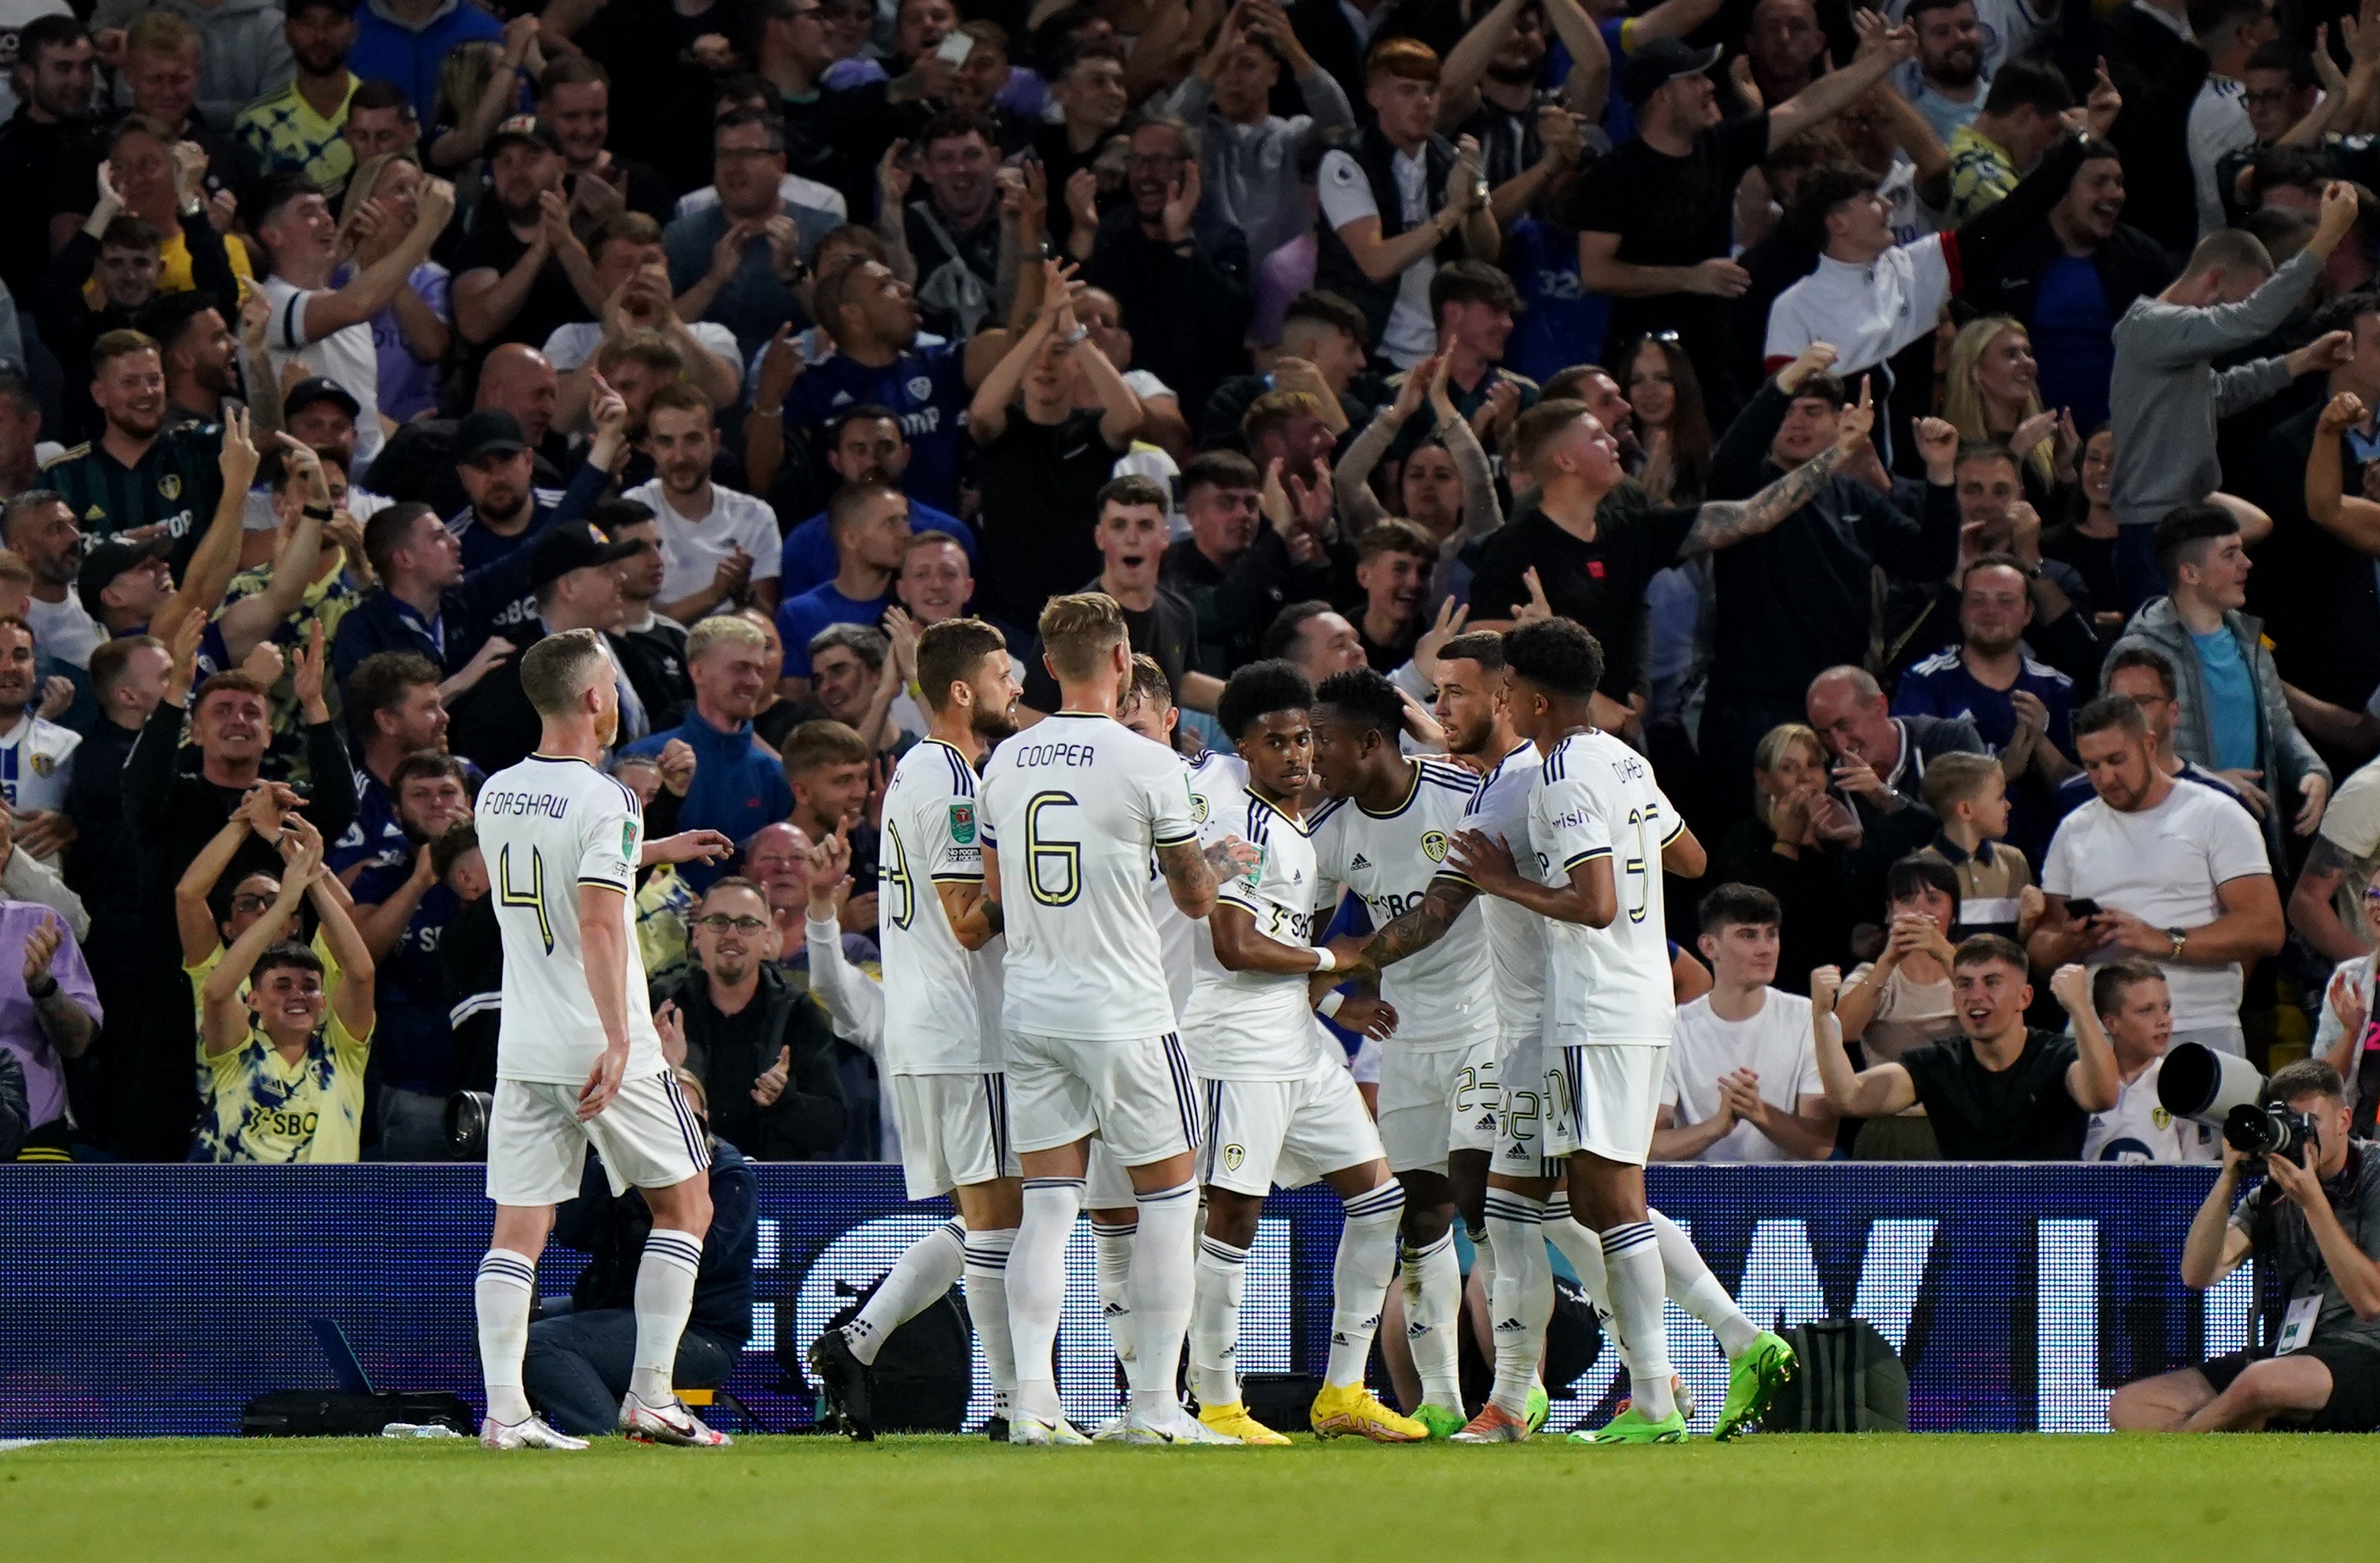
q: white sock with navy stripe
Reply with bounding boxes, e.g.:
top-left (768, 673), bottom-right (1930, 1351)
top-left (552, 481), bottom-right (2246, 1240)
top-left (1127, 1180), bottom-right (1198, 1422)
top-left (1326, 1181), bottom-right (1405, 1390)
top-left (629, 1228), bottom-right (704, 1407)
top-left (1009, 1178), bottom-right (1082, 1424)
top-left (1190, 1232), bottom-right (1248, 1409)
top-left (1601, 1222), bottom-right (1674, 1421)
top-left (474, 1248), bottom-right (537, 1425)
top-left (1400, 1231), bottom-right (1463, 1412)
top-left (1484, 1190), bottom-right (1550, 1418)
top-left (1542, 1193), bottom-right (1610, 1315)
top-left (961, 1227), bottom-right (1020, 1416)
top-left (849, 1217), bottom-right (965, 1367)
top-left (1091, 1218), bottom-right (1138, 1370)
top-left (1652, 1207), bottom-right (1759, 1358)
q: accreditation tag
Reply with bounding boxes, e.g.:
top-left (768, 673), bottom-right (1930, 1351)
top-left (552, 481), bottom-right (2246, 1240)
top-left (2276, 1293), bottom-right (2321, 1355)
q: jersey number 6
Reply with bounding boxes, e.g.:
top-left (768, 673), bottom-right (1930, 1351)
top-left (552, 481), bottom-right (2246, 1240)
top-left (1024, 790), bottom-right (1081, 907)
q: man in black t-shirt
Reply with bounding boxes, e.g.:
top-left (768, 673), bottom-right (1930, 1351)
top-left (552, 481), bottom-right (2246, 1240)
top-left (1022, 477), bottom-right (1218, 717)
top-left (1812, 937), bottom-right (2120, 1159)
top-left (1465, 385), bottom-right (1878, 731)
top-left (1566, 29), bottom-right (1915, 417)
top-left (452, 117), bottom-right (601, 367)
top-left (966, 263), bottom-right (1141, 641)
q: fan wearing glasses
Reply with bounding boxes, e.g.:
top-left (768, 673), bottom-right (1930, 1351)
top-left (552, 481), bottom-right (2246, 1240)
top-left (650, 876), bottom-right (849, 1160)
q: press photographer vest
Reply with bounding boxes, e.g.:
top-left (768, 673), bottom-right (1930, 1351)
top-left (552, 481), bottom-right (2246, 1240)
top-left (1313, 125), bottom-right (1468, 354)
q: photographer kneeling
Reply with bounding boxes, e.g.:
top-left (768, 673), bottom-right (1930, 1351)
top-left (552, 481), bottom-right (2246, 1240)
top-left (2111, 1061), bottom-right (2380, 1432)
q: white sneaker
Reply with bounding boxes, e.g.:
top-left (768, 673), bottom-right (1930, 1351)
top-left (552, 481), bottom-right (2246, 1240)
top-left (1007, 1413), bottom-right (1091, 1445)
top-left (480, 1415), bottom-right (588, 1451)
top-left (619, 1393), bottom-right (732, 1447)
top-left (1120, 1407), bottom-right (1239, 1445)
top-left (1087, 1413), bottom-right (1131, 1442)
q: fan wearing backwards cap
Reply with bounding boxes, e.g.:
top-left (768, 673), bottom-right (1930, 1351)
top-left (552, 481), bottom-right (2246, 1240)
top-left (1562, 16), bottom-right (1918, 422)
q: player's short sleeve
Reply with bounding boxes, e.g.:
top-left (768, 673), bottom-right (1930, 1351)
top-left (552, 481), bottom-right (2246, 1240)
top-left (928, 788), bottom-right (984, 883)
top-left (2199, 787), bottom-right (2274, 885)
top-left (577, 783), bottom-right (640, 892)
top-left (977, 768), bottom-right (1002, 850)
top-left (1651, 780), bottom-right (1686, 846)
top-left (1316, 150), bottom-right (1380, 231)
top-left (1538, 772), bottom-right (1612, 875)
top-left (1308, 811), bottom-right (1344, 913)
top-left (1142, 749), bottom-right (1200, 849)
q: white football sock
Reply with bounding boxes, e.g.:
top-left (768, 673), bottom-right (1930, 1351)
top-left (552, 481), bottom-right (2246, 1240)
top-left (1483, 1189), bottom-right (1551, 1419)
top-left (848, 1216), bottom-right (964, 1367)
top-left (474, 1247), bottom-right (536, 1425)
top-left (1400, 1231), bottom-right (1463, 1411)
top-left (1543, 1193), bottom-right (1611, 1314)
top-left (1326, 1181), bottom-right (1405, 1390)
top-left (1009, 1178), bottom-right (1081, 1423)
top-left (1650, 1207), bottom-right (1759, 1357)
top-left (1466, 1218), bottom-right (1497, 1310)
top-left (1601, 1222), bottom-right (1675, 1421)
top-left (961, 1226), bottom-right (1020, 1416)
top-left (1091, 1218), bottom-right (1138, 1370)
top-left (1190, 1232), bottom-right (1248, 1408)
top-left (629, 1228), bottom-right (704, 1407)
top-left (1127, 1181), bottom-right (1198, 1422)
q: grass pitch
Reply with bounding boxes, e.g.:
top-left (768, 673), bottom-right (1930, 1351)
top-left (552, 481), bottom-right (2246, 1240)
top-left (3, 1432), bottom-right (2345, 1561)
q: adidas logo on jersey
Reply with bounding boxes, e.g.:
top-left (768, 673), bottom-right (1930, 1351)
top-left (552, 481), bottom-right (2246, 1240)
top-left (1475, 1114), bottom-right (1498, 1130)
top-left (1493, 1317), bottom-right (1524, 1333)
top-left (1349, 853), bottom-right (1371, 869)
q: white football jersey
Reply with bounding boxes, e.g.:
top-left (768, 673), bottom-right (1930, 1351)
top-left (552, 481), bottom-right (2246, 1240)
top-left (1531, 730), bottom-right (1684, 1047)
top-left (1146, 749), bottom-right (1248, 1014)
top-left (1181, 786), bottom-right (1333, 1080)
top-left (477, 754), bottom-right (665, 1086)
top-left (878, 737), bottom-right (1003, 1074)
top-left (1436, 741), bottom-right (1546, 1037)
top-left (1311, 756), bottom-right (1495, 1050)
top-left (0, 714), bottom-right (79, 814)
top-left (982, 711), bottom-right (1200, 1040)
top-left (2083, 1057), bottom-right (2220, 1163)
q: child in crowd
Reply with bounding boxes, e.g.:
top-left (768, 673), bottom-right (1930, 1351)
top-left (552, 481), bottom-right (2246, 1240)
top-left (1916, 751), bottom-right (2042, 946)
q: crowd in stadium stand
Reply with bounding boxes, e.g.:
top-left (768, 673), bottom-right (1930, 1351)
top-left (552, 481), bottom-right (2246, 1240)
top-left (8, 0), bottom-right (2380, 1172)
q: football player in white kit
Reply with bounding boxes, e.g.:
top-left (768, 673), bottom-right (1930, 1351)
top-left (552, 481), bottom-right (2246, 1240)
top-left (1305, 665), bottom-right (1498, 1438)
top-left (471, 629), bottom-right (738, 1451)
top-left (1180, 661), bottom-right (1425, 1445)
top-left (808, 618), bottom-right (1025, 1439)
top-left (977, 594), bottom-right (1229, 1445)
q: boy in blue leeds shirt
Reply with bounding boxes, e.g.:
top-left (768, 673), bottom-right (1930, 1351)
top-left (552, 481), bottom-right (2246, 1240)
top-left (776, 404), bottom-right (976, 597)
top-left (623, 616), bottom-right (793, 894)
top-left (775, 481), bottom-right (908, 690)
top-left (779, 260), bottom-right (970, 514)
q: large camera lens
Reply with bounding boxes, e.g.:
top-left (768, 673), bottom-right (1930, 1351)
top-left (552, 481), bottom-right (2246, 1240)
top-left (2223, 1102), bottom-right (2313, 1160)
top-left (445, 1090), bottom-right (494, 1159)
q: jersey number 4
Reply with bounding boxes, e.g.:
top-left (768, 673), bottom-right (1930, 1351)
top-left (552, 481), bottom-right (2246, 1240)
top-left (500, 843), bottom-right (555, 953)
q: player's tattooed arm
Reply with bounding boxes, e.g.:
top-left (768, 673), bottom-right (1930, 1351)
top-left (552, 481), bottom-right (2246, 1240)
top-left (1157, 837), bottom-right (1219, 919)
top-left (936, 879), bottom-right (1002, 948)
top-left (1357, 878), bottom-right (1480, 973)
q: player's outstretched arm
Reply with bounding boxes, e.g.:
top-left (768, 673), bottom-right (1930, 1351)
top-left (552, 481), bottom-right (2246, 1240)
top-left (1355, 875), bottom-right (1479, 974)
top-left (1156, 837), bottom-right (1219, 921)
top-left (1809, 965), bottom-right (1916, 1117)
top-left (1446, 828), bottom-right (1616, 927)
top-left (575, 884), bottom-right (633, 1120)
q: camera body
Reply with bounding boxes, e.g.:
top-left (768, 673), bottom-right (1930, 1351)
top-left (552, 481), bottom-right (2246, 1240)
top-left (2224, 1102), bottom-right (2317, 1161)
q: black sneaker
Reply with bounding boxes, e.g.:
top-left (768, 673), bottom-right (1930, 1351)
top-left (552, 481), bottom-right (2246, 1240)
top-left (807, 1328), bottom-right (875, 1441)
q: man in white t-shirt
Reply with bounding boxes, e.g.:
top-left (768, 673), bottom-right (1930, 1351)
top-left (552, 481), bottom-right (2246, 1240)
top-left (2291, 752), bottom-right (2380, 968)
top-left (245, 170), bottom-right (458, 466)
top-left (620, 383), bottom-right (781, 625)
top-left (2029, 693), bottom-right (2283, 1057)
top-left (2082, 959), bottom-right (2219, 1162)
top-left (1655, 882), bottom-right (1835, 1163)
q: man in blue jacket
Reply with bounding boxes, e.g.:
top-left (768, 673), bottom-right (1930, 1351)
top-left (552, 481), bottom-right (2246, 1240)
top-left (623, 615), bottom-right (792, 893)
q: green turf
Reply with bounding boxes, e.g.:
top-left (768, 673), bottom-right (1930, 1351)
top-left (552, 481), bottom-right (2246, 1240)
top-left (2, 1432), bottom-right (2350, 1561)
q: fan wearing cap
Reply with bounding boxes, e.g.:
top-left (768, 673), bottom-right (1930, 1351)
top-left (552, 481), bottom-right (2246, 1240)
top-left (445, 522), bottom-right (652, 772)
top-left (444, 406), bottom-right (573, 574)
top-left (1567, 20), bottom-right (1917, 419)
top-left (234, 376), bottom-right (396, 566)
top-left (452, 115), bottom-right (607, 361)
top-left (245, 166), bottom-right (456, 468)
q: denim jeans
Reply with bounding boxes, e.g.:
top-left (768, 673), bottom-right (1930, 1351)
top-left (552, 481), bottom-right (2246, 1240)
top-left (522, 1308), bottom-right (736, 1435)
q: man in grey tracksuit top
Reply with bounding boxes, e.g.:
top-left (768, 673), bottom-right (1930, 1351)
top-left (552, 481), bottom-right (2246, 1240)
top-left (2108, 180), bottom-right (2363, 538)
top-left (1164, 27), bottom-right (1354, 268)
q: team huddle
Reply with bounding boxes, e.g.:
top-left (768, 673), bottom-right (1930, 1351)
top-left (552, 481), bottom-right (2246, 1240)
top-left (461, 595), bottom-right (1799, 1449)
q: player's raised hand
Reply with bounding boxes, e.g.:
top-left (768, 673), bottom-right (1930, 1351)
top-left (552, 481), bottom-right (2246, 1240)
top-left (643, 828), bottom-right (736, 868)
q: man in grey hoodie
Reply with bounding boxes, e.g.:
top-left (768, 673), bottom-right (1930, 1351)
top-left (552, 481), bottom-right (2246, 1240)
top-left (95, 0), bottom-right (294, 125)
top-left (2106, 502), bottom-right (2331, 866)
top-left (1163, 0), bottom-right (1352, 267)
top-left (2106, 180), bottom-right (2359, 604)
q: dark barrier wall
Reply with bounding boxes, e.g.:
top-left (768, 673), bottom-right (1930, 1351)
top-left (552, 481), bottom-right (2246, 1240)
top-left (1, 1163), bottom-right (2259, 1437)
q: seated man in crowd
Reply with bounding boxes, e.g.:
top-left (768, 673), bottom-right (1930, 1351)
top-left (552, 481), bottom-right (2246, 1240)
top-left (1813, 937), bottom-right (2119, 1159)
top-left (1653, 882), bottom-right (1835, 1163)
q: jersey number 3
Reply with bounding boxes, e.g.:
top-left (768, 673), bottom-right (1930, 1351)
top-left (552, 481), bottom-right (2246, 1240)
top-left (500, 843), bottom-right (555, 953)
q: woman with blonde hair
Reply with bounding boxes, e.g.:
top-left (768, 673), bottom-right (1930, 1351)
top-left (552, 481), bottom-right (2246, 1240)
top-left (1713, 721), bottom-right (1861, 995)
top-left (1942, 316), bottom-right (2078, 510)
top-left (334, 152), bottom-right (452, 422)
